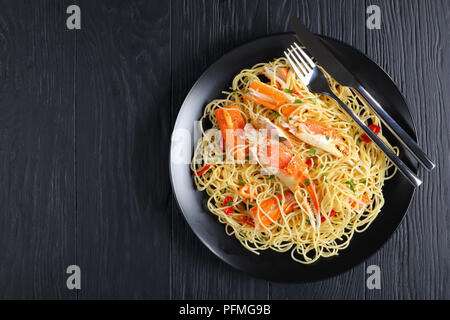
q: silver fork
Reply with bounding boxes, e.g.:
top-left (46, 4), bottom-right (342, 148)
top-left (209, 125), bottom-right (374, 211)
top-left (284, 43), bottom-right (422, 187)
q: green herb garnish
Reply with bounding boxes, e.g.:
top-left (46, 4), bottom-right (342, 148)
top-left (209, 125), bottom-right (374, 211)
top-left (273, 111), bottom-right (280, 118)
top-left (295, 99), bottom-right (303, 103)
top-left (239, 179), bottom-right (245, 186)
top-left (305, 179), bottom-right (310, 186)
top-left (345, 179), bottom-right (356, 192)
top-left (226, 201), bottom-right (233, 207)
top-left (326, 136), bottom-right (330, 140)
top-left (268, 174), bottom-right (275, 180)
top-left (310, 148), bottom-right (316, 155)
top-left (284, 89), bottom-right (293, 94)
top-left (279, 137), bottom-right (287, 142)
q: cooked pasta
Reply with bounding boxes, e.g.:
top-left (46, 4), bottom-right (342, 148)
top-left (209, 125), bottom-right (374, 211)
top-left (191, 57), bottom-right (398, 264)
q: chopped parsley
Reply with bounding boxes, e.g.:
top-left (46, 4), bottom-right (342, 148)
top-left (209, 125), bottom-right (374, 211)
top-left (357, 138), bottom-right (362, 143)
top-left (268, 174), bottom-right (275, 180)
top-left (310, 148), bottom-right (316, 155)
top-left (273, 111), bottom-right (281, 118)
top-left (284, 89), bottom-right (293, 94)
top-left (361, 179), bottom-right (367, 184)
top-left (345, 179), bottom-right (356, 192)
top-left (247, 118), bottom-right (252, 123)
top-left (305, 179), bottom-right (310, 186)
top-left (226, 201), bottom-right (233, 207)
top-left (279, 137), bottom-right (287, 142)
top-left (320, 164), bottom-right (324, 168)
top-left (325, 136), bottom-right (330, 140)
top-left (295, 99), bottom-right (303, 103)
top-left (309, 98), bottom-right (317, 103)
top-left (258, 104), bottom-right (264, 108)
top-left (239, 179), bottom-right (245, 186)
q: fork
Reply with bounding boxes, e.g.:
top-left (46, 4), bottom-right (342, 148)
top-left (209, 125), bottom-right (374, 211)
top-left (284, 43), bottom-right (422, 187)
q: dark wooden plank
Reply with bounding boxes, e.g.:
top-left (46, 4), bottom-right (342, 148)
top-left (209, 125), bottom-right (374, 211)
top-left (75, 0), bottom-right (171, 299)
top-left (0, 0), bottom-right (76, 299)
top-left (364, 0), bottom-right (450, 299)
top-left (268, 0), bottom-right (367, 299)
top-left (170, 0), bottom-right (270, 299)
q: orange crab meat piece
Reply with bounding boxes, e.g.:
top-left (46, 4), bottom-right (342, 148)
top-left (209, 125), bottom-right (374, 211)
top-left (243, 80), bottom-right (294, 112)
top-left (214, 105), bottom-right (246, 159)
top-left (251, 191), bottom-right (297, 227)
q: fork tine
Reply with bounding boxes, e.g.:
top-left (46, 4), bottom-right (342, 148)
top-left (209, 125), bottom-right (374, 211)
top-left (287, 46), bottom-right (309, 76)
top-left (284, 50), bottom-right (305, 80)
top-left (290, 45), bottom-right (312, 74)
top-left (294, 43), bottom-right (315, 69)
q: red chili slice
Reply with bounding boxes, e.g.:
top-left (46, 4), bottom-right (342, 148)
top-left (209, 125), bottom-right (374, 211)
top-left (361, 124), bottom-right (381, 143)
top-left (321, 210), bottom-right (337, 223)
top-left (238, 215), bottom-right (255, 227)
top-left (305, 157), bottom-right (312, 166)
top-left (223, 196), bottom-right (234, 216)
top-left (194, 164), bottom-right (211, 177)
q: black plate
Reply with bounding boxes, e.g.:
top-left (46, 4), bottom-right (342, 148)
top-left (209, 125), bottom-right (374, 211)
top-left (170, 33), bottom-right (418, 282)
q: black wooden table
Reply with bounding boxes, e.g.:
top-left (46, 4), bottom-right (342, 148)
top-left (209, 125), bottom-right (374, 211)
top-left (0, 0), bottom-right (448, 300)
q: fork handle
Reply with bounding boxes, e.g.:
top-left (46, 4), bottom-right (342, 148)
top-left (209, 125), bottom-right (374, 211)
top-left (354, 85), bottom-right (435, 171)
top-left (324, 91), bottom-right (422, 188)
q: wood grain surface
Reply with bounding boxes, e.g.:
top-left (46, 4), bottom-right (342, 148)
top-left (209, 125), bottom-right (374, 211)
top-left (75, 0), bottom-right (172, 299)
top-left (0, 0), bottom-right (76, 299)
top-left (0, 0), bottom-right (448, 299)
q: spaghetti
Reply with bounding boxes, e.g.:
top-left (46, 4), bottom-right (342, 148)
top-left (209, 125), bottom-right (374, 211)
top-left (191, 57), bottom-right (398, 264)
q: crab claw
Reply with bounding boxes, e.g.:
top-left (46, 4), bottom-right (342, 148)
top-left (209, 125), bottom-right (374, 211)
top-left (287, 120), bottom-right (348, 158)
top-left (252, 115), bottom-right (294, 149)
